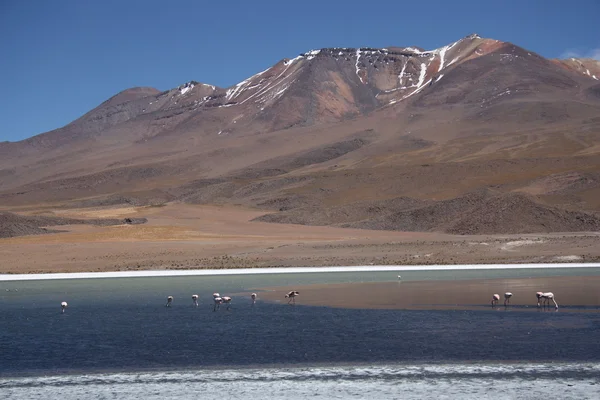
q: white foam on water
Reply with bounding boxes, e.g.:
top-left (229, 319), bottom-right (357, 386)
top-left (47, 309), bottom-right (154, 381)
top-left (3, 363), bottom-right (600, 399)
top-left (1, 263), bottom-right (600, 282)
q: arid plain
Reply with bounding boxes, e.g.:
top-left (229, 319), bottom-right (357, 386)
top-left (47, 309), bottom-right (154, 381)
top-left (1, 202), bottom-right (599, 274)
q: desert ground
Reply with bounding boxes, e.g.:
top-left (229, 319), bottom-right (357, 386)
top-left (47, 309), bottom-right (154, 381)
top-left (1, 203), bottom-right (599, 274)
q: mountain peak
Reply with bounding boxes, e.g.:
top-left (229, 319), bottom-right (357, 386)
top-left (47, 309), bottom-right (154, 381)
top-left (176, 81), bottom-right (218, 95)
top-left (101, 87), bottom-right (160, 108)
top-left (217, 34), bottom-right (495, 112)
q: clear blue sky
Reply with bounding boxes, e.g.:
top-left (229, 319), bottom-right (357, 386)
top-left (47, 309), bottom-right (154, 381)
top-left (1, 0), bottom-right (598, 142)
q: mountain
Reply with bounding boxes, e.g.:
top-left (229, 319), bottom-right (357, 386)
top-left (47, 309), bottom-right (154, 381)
top-left (1, 34), bottom-right (600, 234)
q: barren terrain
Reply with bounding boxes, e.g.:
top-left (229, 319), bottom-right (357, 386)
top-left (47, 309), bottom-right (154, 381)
top-left (1, 203), bottom-right (599, 274)
top-left (1, 35), bottom-right (600, 239)
top-left (1, 36), bottom-right (600, 264)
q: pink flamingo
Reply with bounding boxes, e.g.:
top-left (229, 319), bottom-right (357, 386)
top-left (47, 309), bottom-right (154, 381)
top-left (61, 301), bottom-right (68, 313)
top-left (192, 294), bottom-right (199, 307)
top-left (213, 296), bottom-right (223, 311)
top-left (504, 292), bottom-right (513, 306)
top-left (251, 293), bottom-right (257, 304)
top-left (165, 296), bottom-right (173, 307)
top-left (536, 292), bottom-right (544, 306)
top-left (491, 294), bottom-right (500, 306)
top-left (285, 291), bottom-right (300, 304)
top-left (222, 296), bottom-right (232, 310)
top-left (538, 292), bottom-right (559, 309)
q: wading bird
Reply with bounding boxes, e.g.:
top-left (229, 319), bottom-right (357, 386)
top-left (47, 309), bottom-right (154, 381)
top-left (166, 296), bottom-right (173, 307)
top-left (538, 292), bottom-right (559, 309)
top-left (491, 294), bottom-right (500, 306)
top-left (213, 296), bottom-right (223, 311)
top-left (192, 294), bottom-right (199, 307)
top-left (285, 291), bottom-right (300, 304)
top-left (504, 292), bottom-right (513, 306)
top-left (536, 292), bottom-right (544, 306)
top-left (61, 301), bottom-right (68, 313)
top-left (222, 296), bottom-right (232, 310)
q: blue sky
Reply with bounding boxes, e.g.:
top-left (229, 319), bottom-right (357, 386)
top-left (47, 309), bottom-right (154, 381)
top-left (1, 0), bottom-right (598, 142)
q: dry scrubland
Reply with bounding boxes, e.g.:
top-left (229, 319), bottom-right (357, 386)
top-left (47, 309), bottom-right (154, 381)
top-left (1, 203), bottom-right (599, 274)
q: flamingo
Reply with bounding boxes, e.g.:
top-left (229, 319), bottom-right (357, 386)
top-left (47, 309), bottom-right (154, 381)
top-left (213, 296), bottom-right (223, 311)
top-left (541, 292), bottom-right (559, 309)
top-left (166, 296), bottom-right (173, 307)
top-left (504, 292), bottom-right (513, 306)
top-left (192, 294), bottom-right (199, 307)
top-left (536, 292), bottom-right (544, 307)
top-left (61, 301), bottom-right (68, 313)
top-left (251, 293), bottom-right (257, 304)
top-left (222, 296), bottom-right (232, 310)
top-left (285, 291), bottom-right (299, 304)
top-left (491, 294), bottom-right (500, 306)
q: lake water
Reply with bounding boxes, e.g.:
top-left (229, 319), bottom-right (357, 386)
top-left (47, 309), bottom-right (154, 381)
top-left (2, 267), bottom-right (600, 398)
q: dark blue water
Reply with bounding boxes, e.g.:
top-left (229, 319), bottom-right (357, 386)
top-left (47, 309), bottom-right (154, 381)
top-left (2, 298), bottom-right (600, 376)
top-left (2, 270), bottom-right (600, 377)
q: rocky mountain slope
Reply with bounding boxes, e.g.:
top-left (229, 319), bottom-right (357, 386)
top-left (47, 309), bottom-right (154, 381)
top-left (1, 33), bottom-right (600, 234)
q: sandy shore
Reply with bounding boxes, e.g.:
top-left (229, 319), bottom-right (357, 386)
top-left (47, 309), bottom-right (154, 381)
top-left (256, 275), bottom-right (600, 311)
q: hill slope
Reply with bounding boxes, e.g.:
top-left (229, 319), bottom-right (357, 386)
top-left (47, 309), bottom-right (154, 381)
top-left (1, 34), bottom-right (600, 235)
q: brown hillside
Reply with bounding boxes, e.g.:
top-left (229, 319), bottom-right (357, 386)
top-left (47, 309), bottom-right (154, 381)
top-left (2, 34), bottom-right (600, 236)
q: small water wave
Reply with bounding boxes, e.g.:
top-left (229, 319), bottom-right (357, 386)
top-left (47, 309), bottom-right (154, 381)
top-left (3, 363), bottom-right (600, 387)
top-left (2, 363), bottom-right (600, 399)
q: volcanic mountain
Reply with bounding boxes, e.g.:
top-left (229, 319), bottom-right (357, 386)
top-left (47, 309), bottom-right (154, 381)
top-left (1, 33), bottom-right (600, 234)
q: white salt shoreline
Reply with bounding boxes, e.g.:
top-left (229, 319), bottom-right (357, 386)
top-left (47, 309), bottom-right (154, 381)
top-left (1, 263), bottom-right (599, 281)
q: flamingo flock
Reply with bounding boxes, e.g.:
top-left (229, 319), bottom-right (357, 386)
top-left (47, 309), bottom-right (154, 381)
top-left (158, 293), bottom-right (259, 311)
top-left (490, 291), bottom-right (558, 309)
top-left (57, 284), bottom-right (563, 313)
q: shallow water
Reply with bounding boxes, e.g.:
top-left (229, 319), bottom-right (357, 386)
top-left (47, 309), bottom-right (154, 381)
top-left (2, 268), bottom-right (600, 397)
top-left (2, 269), bottom-right (600, 375)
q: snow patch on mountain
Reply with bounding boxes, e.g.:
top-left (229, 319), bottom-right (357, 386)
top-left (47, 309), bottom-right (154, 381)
top-left (305, 49), bottom-right (321, 60)
top-left (284, 56), bottom-right (302, 66)
top-left (417, 63), bottom-right (427, 88)
top-left (398, 62), bottom-right (407, 86)
top-left (355, 49), bottom-right (365, 84)
top-left (405, 47), bottom-right (426, 54)
top-left (179, 82), bottom-right (194, 95)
